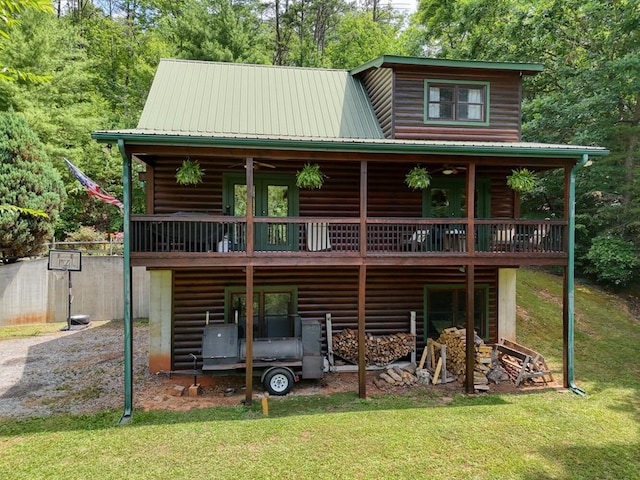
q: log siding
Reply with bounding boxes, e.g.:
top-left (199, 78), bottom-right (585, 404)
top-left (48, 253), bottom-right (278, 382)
top-left (172, 266), bottom-right (498, 370)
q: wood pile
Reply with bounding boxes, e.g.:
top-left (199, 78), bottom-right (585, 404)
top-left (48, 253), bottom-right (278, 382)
top-left (332, 328), bottom-right (415, 367)
top-left (495, 338), bottom-right (553, 386)
top-left (436, 327), bottom-right (492, 391)
top-left (373, 364), bottom-right (419, 390)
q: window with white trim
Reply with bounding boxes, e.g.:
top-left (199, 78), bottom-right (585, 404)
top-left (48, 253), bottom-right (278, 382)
top-left (425, 81), bottom-right (489, 124)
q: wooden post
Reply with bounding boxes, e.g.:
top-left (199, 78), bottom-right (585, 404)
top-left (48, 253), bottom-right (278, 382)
top-left (360, 161), bottom-right (367, 256)
top-left (358, 263), bottom-right (367, 399)
top-left (245, 158), bottom-right (255, 405)
top-left (466, 163), bottom-right (476, 254)
top-left (465, 264), bottom-right (475, 393)
top-left (358, 160), bottom-right (368, 398)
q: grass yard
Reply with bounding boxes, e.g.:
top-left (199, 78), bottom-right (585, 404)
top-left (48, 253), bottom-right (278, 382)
top-left (1, 269), bottom-right (639, 479)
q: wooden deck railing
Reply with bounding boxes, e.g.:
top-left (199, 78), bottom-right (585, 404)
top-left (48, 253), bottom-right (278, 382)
top-left (130, 215), bottom-right (566, 256)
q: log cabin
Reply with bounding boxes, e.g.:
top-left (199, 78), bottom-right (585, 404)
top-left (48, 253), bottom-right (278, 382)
top-left (92, 55), bottom-right (608, 415)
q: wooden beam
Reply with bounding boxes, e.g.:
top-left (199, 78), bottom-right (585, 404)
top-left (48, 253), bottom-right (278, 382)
top-left (245, 264), bottom-right (254, 405)
top-left (360, 161), bottom-right (368, 256)
top-left (358, 161), bottom-right (368, 399)
top-left (358, 263), bottom-right (367, 399)
top-left (465, 264), bottom-right (475, 393)
top-left (246, 158), bottom-right (254, 256)
top-left (245, 157), bottom-right (254, 405)
top-left (466, 163), bottom-right (476, 254)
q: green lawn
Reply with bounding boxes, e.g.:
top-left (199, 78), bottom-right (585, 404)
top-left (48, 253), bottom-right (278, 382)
top-left (1, 269), bottom-right (638, 479)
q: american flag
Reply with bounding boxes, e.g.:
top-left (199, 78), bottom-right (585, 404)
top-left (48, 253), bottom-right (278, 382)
top-left (64, 158), bottom-right (124, 211)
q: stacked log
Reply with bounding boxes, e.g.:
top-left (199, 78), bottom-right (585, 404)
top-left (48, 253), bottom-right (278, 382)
top-left (499, 354), bottom-right (524, 383)
top-left (332, 328), bottom-right (415, 367)
top-left (373, 364), bottom-right (420, 390)
top-left (436, 327), bottom-right (492, 391)
top-left (437, 328), bottom-right (467, 376)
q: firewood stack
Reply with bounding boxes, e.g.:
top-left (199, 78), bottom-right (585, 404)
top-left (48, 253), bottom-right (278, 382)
top-left (373, 364), bottom-right (420, 390)
top-left (332, 328), bottom-right (416, 366)
top-left (437, 327), bottom-right (492, 391)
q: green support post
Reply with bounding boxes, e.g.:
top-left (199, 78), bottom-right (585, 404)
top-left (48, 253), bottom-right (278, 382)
top-left (566, 154), bottom-right (589, 396)
top-left (118, 139), bottom-right (134, 423)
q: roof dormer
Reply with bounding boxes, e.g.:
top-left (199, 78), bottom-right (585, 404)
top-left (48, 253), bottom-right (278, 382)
top-left (351, 55), bottom-right (542, 142)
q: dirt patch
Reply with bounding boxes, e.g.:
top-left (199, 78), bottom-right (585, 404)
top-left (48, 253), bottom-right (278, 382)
top-left (0, 321), bottom-right (550, 419)
top-left (624, 293), bottom-right (640, 322)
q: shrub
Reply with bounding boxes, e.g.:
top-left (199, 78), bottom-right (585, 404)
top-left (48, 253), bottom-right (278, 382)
top-left (65, 226), bottom-right (104, 243)
top-left (585, 236), bottom-right (639, 287)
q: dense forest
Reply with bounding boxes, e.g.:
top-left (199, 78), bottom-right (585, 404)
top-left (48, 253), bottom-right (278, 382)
top-left (0, 0), bottom-right (638, 287)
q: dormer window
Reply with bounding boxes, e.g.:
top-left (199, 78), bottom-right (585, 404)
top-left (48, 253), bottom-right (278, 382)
top-left (424, 80), bottom-right (489, 125)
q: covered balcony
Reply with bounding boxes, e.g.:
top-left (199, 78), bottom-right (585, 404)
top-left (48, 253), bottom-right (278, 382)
top-left (129, 214), bottom-right (566, 267)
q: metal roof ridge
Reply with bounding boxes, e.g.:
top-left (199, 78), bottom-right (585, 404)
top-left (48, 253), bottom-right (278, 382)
top-left (158, 58), bottom-right (349, 73)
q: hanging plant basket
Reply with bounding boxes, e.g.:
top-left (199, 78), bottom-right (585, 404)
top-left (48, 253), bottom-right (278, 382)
top-left (405, 166), bottom-right (431, 190)
top-left (506, 168), bottom-right (536, 193)
top-left (296, 163), bottom-right (327, 189)
top-left (175, 158), bottom-right (205, 185)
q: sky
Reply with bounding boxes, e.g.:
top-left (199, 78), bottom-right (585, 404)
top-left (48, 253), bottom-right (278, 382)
top-left (388, 0), bottom-right (418, 14)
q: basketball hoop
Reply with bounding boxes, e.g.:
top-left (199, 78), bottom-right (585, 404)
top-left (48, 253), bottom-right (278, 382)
top-left (48, 250), bottom-right (81, 272)
top-left (48, 250), bottom-right (82, 331)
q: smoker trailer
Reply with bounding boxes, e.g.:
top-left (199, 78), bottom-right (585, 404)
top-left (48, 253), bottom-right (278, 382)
top-left (200, 317), bottom-right (324, 395)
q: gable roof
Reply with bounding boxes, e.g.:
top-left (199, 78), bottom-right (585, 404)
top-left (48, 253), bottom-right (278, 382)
top-left (136, 59), bottom-right (383, 140)
top-left (92, 57), bottom-right (608, 159)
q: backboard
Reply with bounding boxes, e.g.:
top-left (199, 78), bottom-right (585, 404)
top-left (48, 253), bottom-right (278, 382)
top-left (48, 250), bottom-right (82, 272)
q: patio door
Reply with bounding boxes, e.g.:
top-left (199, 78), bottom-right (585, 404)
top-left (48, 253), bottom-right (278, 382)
top-left (224, 174), bottom-right (298, 251)
top-left (424, 285), bottom-right (488, 341)
top-left (423, 178), bottom-right (490, 218)
top-left (227, 287), bottom-right (297, 338)
top-left (423, 178), bottom-right (490, 250)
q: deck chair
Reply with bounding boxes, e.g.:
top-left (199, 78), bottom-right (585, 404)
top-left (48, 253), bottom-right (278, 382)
top-left (307, 222), bottom-right (331, 251)
top-left (530, 223), bottom-right (550, 252)
top-left (493, 226), bottom-right (514, 252)
top-left (410, 229), bottom-right (430, 251)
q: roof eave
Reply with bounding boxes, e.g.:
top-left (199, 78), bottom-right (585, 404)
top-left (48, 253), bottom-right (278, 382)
top-left (91, 132), bottom-right (609, 159)
top-left (350, 55), bottom-right (544, 76)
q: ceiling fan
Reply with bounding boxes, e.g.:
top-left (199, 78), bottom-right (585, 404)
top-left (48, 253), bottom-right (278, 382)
top-left (434, 165), bottom-right (467, 175)
top-left (228, 160), bottom-right (276, 169)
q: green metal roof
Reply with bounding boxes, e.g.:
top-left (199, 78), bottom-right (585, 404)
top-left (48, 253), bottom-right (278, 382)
top-left (350, 55), bottom-right (544, 76)
top-left (92, 57), bottom-right (608, 160)
top-left (136, 59), bottom-right (384, 139)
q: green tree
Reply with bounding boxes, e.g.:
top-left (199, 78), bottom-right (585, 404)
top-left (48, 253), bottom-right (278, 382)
top-left (0, 111), bottom-right (66, 262)
top-left (0, 0), bottom-right (53, 82)
top-left (153, 0), bottom-right (270, 64)
top-left (412, 0), bottom-right (640, 285)
top-left (322, 11), bottom-right (404, 69)
top-left (0, 9), bottom-right (129, 235)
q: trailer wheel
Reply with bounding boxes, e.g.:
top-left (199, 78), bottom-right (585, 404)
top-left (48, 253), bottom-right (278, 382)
top-left (263, 368), bottom-right (294, 396)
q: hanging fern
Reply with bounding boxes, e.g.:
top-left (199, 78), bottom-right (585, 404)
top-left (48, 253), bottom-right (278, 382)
top-left (506, 168), bottom-right (536, 193)
top-left (405, 166), bottom-right (431, 190)
top-left (296, 163), bottom-right (327, 189)
top-left (175, 159), bottom-right (204, 185)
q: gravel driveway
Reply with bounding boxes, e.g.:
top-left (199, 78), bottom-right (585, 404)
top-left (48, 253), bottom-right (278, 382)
top-left (0, 321), bottom-right (150, 419)
top-left (0, 321), bottom-right (369, 419)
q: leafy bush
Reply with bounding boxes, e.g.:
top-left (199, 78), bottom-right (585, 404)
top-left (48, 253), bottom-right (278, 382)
top-left (585, 236), bottom-right (639, 287)
top-left (64, 226), bottom-right (104, 243)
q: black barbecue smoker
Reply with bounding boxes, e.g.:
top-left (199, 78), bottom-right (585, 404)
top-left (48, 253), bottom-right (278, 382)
top-left (200, 316), bottom-right (324, 395)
